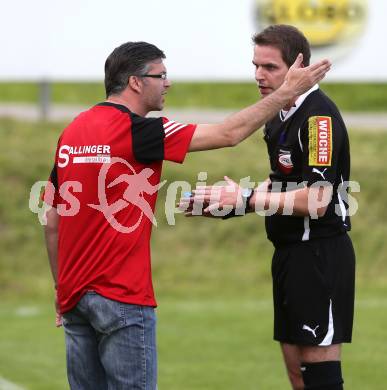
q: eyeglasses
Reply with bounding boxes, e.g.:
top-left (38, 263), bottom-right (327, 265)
top-left (140, 73), bottom-right (168, 80)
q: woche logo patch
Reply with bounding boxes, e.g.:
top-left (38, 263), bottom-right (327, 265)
top-left (308, 116), bottom-right (332, 166)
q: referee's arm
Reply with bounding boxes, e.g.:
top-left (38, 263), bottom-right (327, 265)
top-left (250, 183), bottom-right (332, 218)
top-left (188, 178), bottom-right (331, 218)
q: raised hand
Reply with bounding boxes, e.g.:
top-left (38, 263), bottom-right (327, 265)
top-left (283, 54), bottom-right (331, 96)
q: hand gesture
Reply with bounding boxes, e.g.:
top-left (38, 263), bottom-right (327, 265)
top-left (179, 176), bottom-right (244, 218)
top-left (284, 54), bottom-right (331, 96)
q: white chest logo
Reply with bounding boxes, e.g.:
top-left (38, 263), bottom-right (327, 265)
top-left (58, 144), bottom-right (111, 168)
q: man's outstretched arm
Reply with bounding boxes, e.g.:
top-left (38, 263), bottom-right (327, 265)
top-left (44, 207), bottom-right (59, 286)
top-left (189, 54), bottom-right (330, 151)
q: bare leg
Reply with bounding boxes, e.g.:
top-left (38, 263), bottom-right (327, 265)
top-left (280, 343), bottom-right (304, 390)
top-left (299, 343), bottom-right (341, 362)
top-left (281, 343), bottom-right (342, 389)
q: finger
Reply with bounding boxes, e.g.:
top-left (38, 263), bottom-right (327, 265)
top-left (177, 203), bottom-right (192, 212)
top-left (320, 59), bottom-right (331, 67)
top-left (310, 65), bottom-right (331, 84)
top-left (193, 191), bottom-right (219, 198)
top-left (179, 197), bottom-right (194, 203)
top-left (315, 66), bottom-right (331, 81)
top-left (192, 189), bottom-right (221, 198)
top-left (193, 193), bottom-right (221, 202)
top-left (195, 185), bottom-right (223, 189)
top-left (193, 186), bottom-right (223, 193)
top-left (185, 210), bottom-right (210, 217)
top-left (308, 58), bottom-right (331, 72)
top-left (224, 176), bottom-right (237, 186)
top-left (204, 201), bottom-right (221, 212)
top-left (177, 199), bottom-right (193, 207)
top-left (318, 65), bottom-right (331, 76)
top-left (314, 66), bottom-right (331, 78)
top-left (315, 72), bottom-right (327, 82)
top-left (290, 53), bottom-right (303, 69)
top-left (192, 189), bottom-right (214, 195)
top-left (185, 211), bottom-right (212, 218)
top-left (313, 63), bottom-right (331, 75)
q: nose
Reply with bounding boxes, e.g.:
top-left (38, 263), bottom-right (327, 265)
top-left (255, 66), bottom-right (264, 82)
top-left (164, 78), bottom-right (172, 88)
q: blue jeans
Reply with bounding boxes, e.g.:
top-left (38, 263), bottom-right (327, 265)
top-left (62, 292), bottom-right (157, 390)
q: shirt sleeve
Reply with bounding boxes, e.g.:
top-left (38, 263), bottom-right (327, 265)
top-left (42, 165), bottom-right (60, 208)
top-left (301, 114), bottom-right (344, 186)
top-left (131, 114), bottom-right (165, 163)
top-left (41, 138), bottom-right (62, 207)
top-left (161, 117), bottom-right (196, 163)
top-left (131, 114), bottom-right (196, 164)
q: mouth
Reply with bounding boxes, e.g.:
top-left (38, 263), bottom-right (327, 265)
top-left (258, 86), bottom-right (271, 95)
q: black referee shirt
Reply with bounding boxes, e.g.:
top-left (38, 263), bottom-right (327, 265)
top-left (263, 87), bottom-right (351, 246)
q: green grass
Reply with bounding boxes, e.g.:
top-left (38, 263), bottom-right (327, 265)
top-left (1, 291), bottom-right (387, 389)
top-left (1, 81), bottom-right (387, 111)
top-left (1, 117), bottom-right (387, 388)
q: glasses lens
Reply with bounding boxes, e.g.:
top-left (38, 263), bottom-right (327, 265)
top-left (140, 73), bottom-right (167, 80)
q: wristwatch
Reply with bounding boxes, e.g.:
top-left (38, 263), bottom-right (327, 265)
top-left (241, 187), bottom-right (254, 212)
top-left (223, 187), bottom-right (254, 219)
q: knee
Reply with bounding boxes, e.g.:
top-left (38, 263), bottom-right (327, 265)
top-left (286, 365), bottom-right (304, 390)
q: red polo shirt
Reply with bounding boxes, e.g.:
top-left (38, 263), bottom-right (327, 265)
top-left (45, 102), bottom-right (196, 313)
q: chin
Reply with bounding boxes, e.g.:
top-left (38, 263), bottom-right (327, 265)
top-left (150, 104), bottom-right (163, 112)
top-left (258, 87), bottom-right (269, 98)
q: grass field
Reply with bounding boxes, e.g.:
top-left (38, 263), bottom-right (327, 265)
top-left (1, 293), bottom-right (387, 390)
top-left (1, 81), bottom-right (387, 111)
top-left (1, 117), bottom-right (387, 389)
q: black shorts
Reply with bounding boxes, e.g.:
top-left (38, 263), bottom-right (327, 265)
top-left (272, 233), bottom-right (355, 345)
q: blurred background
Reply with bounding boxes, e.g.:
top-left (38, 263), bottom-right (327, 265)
top-left (1, 0), bottom-right (386, 389)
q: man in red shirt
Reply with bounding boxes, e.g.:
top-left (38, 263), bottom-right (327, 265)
top-left (43, 41), bottom-right (329, 389)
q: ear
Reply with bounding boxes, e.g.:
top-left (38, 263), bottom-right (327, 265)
top-left (128, 75), bottom-right (142, 94)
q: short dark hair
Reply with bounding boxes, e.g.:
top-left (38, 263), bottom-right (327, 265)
top-left (104, 41), bottom-right (166, 97)
top-left (252, 25), bottom-right (310, 68)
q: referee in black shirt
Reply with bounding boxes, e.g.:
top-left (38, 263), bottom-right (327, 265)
top-left (188, 25), bottom-right (355, 390)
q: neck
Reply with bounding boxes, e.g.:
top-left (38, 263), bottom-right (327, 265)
top-left (106, 95), bottom-right (148, 117)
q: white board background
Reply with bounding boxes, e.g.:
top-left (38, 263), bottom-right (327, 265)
top-left (0, 0), bottom-right (385, 81)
